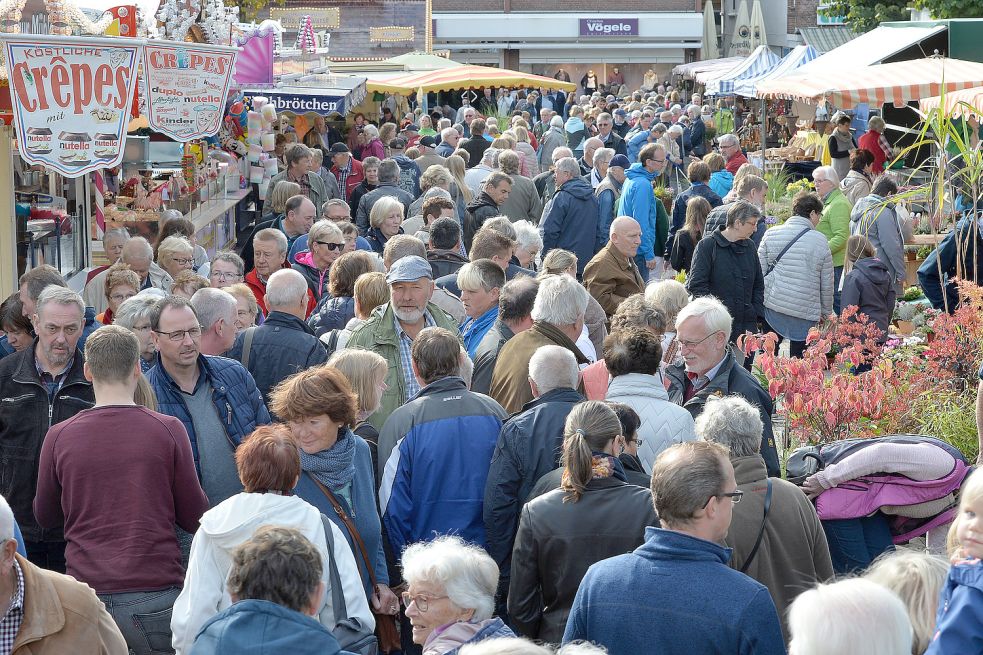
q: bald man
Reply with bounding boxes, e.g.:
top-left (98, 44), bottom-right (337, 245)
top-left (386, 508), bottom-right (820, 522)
top-left (583, 216), bottom-right (646, 317)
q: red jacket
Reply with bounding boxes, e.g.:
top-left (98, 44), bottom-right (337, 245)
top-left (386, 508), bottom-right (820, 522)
top-left (857, 129), bottom-right (887, 174)
top-left (245, 265), bottom-right (316, 318)
top-left (725, 150), bottom-right (749, 175)
top-left (331, 158), bottom-right (365, 203)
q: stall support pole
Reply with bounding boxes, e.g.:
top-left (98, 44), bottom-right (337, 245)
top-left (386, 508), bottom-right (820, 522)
top-left (760, 98), bottom-right (767, 163)
top-left (0, 127), bottom-right (16, 297)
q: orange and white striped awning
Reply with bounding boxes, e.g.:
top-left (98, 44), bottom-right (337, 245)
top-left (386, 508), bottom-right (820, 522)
top-left (919, 86), bottom-right (983, 117)
top-left (756, 57), bottom-right (983, 107)
top-left (366, 65), bottom-right (576, 95)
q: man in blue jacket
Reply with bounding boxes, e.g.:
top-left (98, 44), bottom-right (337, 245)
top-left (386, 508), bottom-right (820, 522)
top-left (918, 214), bottom-right (983, 313)
top-left (539, 157), bottom-right (600, 277)
top-left (563, 440), bottom-right (786, 655)
top-left (147, 296), bottom-right (270, 506)
top-left (379, 327), bottom-right (508, 554)
top-left (618, 143), bottom-right (669, 282)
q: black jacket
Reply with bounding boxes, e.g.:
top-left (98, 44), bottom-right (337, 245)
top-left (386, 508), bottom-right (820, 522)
top-left (291, 257), bottom-right (330, 301)
top-left (355, 184), bottom-right (413, 236)
top-left (428, 249), bottom-right (469, 279)
top-left (464, 192), bottom-right (502, 252)
top-left (483, 387), bottom-right (583, 577)
top-left (508, 475), bottom-right (658, 642)
top-left (841, 258), bottom-right (897, 341)
top-left (687, 230), bottom-right (765, 342)
top-left (461, 135), bottom-right (491, 170)
top-left (239, 218), bottom-right (276, 274)
top-left (348, 181), bottom-right (377, 216)
top-left (471, 319), bottom-right (514, 395)
top-left (669, 229), bottom-right (699, 273)
top-left (599, 131), bottom-right (627, 157)
top-left (0, 344), bottom-right (93, 542)
top-left (664, 349), bottom-right (781, 478)
top-left (227, 312), bottom-right (328, 409)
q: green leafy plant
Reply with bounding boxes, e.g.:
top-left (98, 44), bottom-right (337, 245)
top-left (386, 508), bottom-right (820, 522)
top-left (764, 168), bottom-right (793, 203)
top-left (912, 390), bottom-right (979, 462)
top-left (916, 244), bottom-right (935, 260)
top-left (902, 286), bottom-right (925, 302)
top-left (786, 178), bottom-right (814, 197)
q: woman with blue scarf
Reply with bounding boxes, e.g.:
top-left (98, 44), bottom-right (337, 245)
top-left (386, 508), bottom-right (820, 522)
top-left (270, 366), bottom-right (400, 619)
top-left (458, 261), bottom-right (504, 359)
top-left (507, 400), bottom-right (659, 643)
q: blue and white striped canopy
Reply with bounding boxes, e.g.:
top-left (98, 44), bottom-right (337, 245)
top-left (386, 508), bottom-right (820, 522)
top-left (704, 45), bottom-right (780, 96)
top-left (733, 45), bottom-right (819, 98)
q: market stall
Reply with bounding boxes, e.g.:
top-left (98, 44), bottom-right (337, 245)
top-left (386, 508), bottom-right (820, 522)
top-left (704, 45), bottom-right (780, 97)
top-left (919, 85), bottom-right (983, 117)
top-left (672, 56), bottom-right (744, 82)
top-left (366, 64), bottom-right (576, 96)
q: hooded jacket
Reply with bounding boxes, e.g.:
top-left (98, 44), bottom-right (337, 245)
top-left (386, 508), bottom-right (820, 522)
top-left (428, 250), bottom-right (469, 279)
top-left (841, 258), bottom-right (897, 340)
top-left (562, 527), bottom-right (786, 655)
top-left (816, 188), bottom-right (851, 267)
top-left (564, 116), bottom-right (589, 155)
top-left (464, 191), bottom-right (502, 252)
top-left (190, 600), bottom-right (353, 655)
top-left (840, 169), bottom-right (872, 206)
top-left (918, 216), bottom-right (983, 312)
top-left (499, 173), bottom-right (543, 224)
top-left (850, 194), bottom-right (905, 289)
top-left (708, 169), bottom-right (734, 198)
top-left (687, 230), bottom-right (765, 341)
top-left (618, 163), bottom-right (668, 262)
top-left (291, 251), bottom-right (330, 300)
top-left (170, 493), bottom-right (372, 655)
top-left (605, 373), bottom-right (697, 473)
top-left (595, 174), bottom-right (624, 242)
top-left (539, 177), bottom-right (600, 275)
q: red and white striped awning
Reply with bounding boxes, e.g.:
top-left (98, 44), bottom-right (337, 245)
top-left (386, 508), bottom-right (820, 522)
top-left (756, 57), bottom-right (983, 107)
top-left (920, 86), bottom-right (983, 117)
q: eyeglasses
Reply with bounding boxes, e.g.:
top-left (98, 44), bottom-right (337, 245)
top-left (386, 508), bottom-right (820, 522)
top-left (677, 330), bottom-right (722, 349)
top-left (110, 292), bottom-right (135, 303)
top-left (171, 257), bottom-right (194, 266)
top-left (651, 157), bottom-right (667, 164)
top-left (154, 327), bottom-right (202, 342)
top-left (314, 241), bottom-right (346, 251)
top-left (211, 271), bottom-right (242, 281)
top-left (401, 592), bottom-right (449, 612)
top-left (708, 490), bottom-right (744, 505)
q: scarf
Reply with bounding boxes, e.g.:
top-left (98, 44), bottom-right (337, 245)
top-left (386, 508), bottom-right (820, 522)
top-left (831, 129), bottom-right (855, 153)
top-left (300, 427), bottom-right (356, 491)
top-left (561, 452), bottom-right (628, 489)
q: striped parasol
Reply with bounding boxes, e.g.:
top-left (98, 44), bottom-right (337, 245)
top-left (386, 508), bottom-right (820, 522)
top-left (366, 65), bottom-right (576, 95)
top-left (920, 86), bottom-right (983, 117)
top-left (756, 57), bottom-right (983, 107)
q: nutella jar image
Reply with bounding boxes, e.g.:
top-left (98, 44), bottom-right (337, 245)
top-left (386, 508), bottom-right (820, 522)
top-left (93, 133), bottom-right (120, 160)
top-left (58, 132), bottom-right (92, 166)
top-left (25, 128), bottom-right (53, 155)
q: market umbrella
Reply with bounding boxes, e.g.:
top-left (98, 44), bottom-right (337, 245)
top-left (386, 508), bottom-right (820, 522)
top-left (749, 0), bottom-right (768, 50)
top-left (756, 56), bottom-right (983, 107)
top-left (367, 64), bottom-right (577, 95)
top-left (702, 1), bottom-right (720, 60)
top-left (734, 44), bottom-right (818, 98)
top-left (728, 0), bottom-right (752, 57)
top-left (383, 52), bottom-right (463, 71)
top-left (919, 86), bottom-right (983, 117)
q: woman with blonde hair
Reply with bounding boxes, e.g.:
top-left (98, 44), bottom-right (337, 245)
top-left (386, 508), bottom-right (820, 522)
top-left (446, 153), bottom-right (473, 206)
top-left (669, 196), bottom-right (711, 274)
top-left (156, 235), bottom-right (195, 282)
top-left (98, 262), bottom-right (140, 324)
top-left (864, 551), bottom-right (948, 655)
top-left (265, 180), bottom-right (301, 221)
top-left (226, 282), bottom-right (260, 332)
top-left (510, 126), bottom-right (539, 177)
top-left (840, 233), bottom-right (896, 342)
top-left (724, 162), bottom-right (764, 202)
top-left (365, 195), bottom-right (405, 254)
top-left (645, 279), bottom-right (689, 369)
top-left (509, 400), bottom-right (657, 643)
top-left (704, 151), bottom-right (733, 198)
top-left (328, 348), bottom-right (389, 485)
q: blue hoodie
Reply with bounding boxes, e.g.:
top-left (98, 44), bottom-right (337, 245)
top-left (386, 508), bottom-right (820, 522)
top-left (626, 130), bottom-right (652, 163)
top-left (926, 559), bottom-right (983, 655)
top-left (709, 169), bottom-right (735, 198)
top-left (618, 163), bottom-right (668, 262)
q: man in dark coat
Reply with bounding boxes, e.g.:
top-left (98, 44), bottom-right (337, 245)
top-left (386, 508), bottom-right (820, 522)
top-left (539, 157), bottom-right (600, 277)
top-left (595, 112), bottom-right (628, 157)
top-left (464, 171), bottom-right (511, 252)
top-left (427, 217), bottom-right (469, 279)
top-left (461, 118), bottom-right (491, 169)
top-left (918, 214), bottom-right (983, 312)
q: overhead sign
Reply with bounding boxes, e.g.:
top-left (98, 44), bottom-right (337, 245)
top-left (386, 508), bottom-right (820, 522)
top-left (0, 34), bottom-right (143, 177)
top-left (245, 88), bottom-right (348, 115)
top-left (143, 41), bottom-right (237, 141)
top-left (579, 18), bottom-right (638, 37)
top-left (369, 26), bottom-right (415, 43)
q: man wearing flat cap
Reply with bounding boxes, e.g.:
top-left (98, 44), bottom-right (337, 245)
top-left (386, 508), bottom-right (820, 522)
top-left (346, 256), bottom-right (460, 432)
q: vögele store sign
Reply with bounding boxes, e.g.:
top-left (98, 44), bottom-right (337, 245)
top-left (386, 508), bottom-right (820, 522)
top-left (578, 18), bottom-right (639, 37)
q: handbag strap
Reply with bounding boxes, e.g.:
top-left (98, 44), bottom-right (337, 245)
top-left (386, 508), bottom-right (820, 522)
top-left (766, 227), bottom-right (812, 277)
top-left (311, 475), bottom-right (379, 589)
top-left (740, 479), bottom-right (773, 574)
top-left (320, 512), bottom-right (348, 619)
top-left (240, 326), bottom-right (257, 369)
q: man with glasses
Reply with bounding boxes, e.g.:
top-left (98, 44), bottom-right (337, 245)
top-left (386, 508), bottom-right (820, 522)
top-left (209, 251), bottom-right (245, 289)
top-left (719, 133), bottom-right (749, 175)
top-left (291, 220), bottom-right (346, 301)
top-left (147, 296), bottom-right (270, 506)
top-left (595, 112), bottom-right (627, 158)
top-left (664, 297), bottom-right (781, 478)
top-left (563, 440), bottom-right (785, 655)
top-left (618, 143), bottom-right (669, 282)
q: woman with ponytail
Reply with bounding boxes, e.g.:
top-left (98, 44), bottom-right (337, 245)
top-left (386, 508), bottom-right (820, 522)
top-left (507, 401), bottom-right (658, 643)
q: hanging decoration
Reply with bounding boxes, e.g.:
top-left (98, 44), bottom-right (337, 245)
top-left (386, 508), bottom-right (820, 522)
top-left (156, 0), bottom-right (201, 41)
top-left (295, 14), bottom-right (316, 54)
top-left (198, 0), bottom-right (237, 45)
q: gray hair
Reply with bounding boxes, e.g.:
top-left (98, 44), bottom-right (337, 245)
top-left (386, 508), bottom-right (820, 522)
top-left (593, 147), bottom-right (615, 166)
top-left (115, 293), bottom-right (162, 329)
top-left (157, 236), bottom-right (193, 264)
top-left (265, 269), bottom-right (310, 309)
top-left (459, 347), bottom-right (474, 389)
top-left (420, 165), bottom-right (452, 191)
top-left (0, 494), bottom-right (13, 544)
top-left (254, 227), bottom-right (288, 254)
top-left (512, 220), bottom-right (543, 253)
top-left (481, 147), bottom-right (500, 167)
top-left (529, 345), bottom-right (579, 394)
top-left (369, 195), bottom-right (405, 230)
top-left (554, 157), bottom-right (580, 178)
top-left (36, 286), bottom-right (84, 320)
top-left (550, 115), bottom-right (564, 128)
top-left (212, 251), bottom-right (245, 276)
top-left (868, 115), bottom-right (886, 132)
top-left (675, 296), bottom-right (733, 339)
top-left (552, 147), bottom-right (573, 163)
top-left (377, 159), bottom-right (400, 185)
top-left (102, 227), bottom-right (130, 247)
top-left (401, 535), bottom-right (499, 621)
top-left (308, 220), bottom-right (344, 245)
top-left (322, 198), bottom-right (350, 215)
top-left (718, 133), bottom-right (740, 148)
top-left (122, 236), bottom-right (154, 263)
top-left (645, 280), bottom-right (689, 325)
top-left (695, 395), bottom-right (763, 458)
top-left (190, 288), bottom-right (237, 331)
top-left (441, 126), bottom-right (458, 141)
top-left (813, 165), bottom-right (840, 185)
top-left (583, 137), bottom-right (604, 151)
top-left (557, 643), bottom-right (611, 655)
top-left (482, 216), bottom-right (517, 241)
top-left (362, 124), bottom-right (380, 139)
top-left (531, 274), bottom-right (588, 326)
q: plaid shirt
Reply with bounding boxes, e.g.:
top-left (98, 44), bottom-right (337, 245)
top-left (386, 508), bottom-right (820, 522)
top-left (287, 170), bottom-right (313, 200)
top-left (335, 160), bottom-right (352, 201)
top-left (0, 560), bottom-right (25, 655)
top-left (35, 355), bottom-right (74, 403)
top-left (394, 310), bottom-right (436, 401)
top-left (878, 132), bottom-right (893, 160)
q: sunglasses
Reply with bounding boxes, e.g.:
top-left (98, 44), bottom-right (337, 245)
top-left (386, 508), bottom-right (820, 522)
top-left (315, 241), bottom-right (346, 251)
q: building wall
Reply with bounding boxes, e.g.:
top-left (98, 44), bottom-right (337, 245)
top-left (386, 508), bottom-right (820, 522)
top-left (787, 0), bottom-right (820, 38)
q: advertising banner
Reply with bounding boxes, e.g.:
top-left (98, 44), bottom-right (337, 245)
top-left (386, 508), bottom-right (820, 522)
top-left (143, 41), bottom-right (237, 141)
top-left (0, 34), bottom-right (143, 177)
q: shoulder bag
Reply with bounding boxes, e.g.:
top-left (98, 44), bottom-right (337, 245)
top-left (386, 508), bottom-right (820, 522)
top-left (314, 478), bottom-right (401, 654)
top-left (740, 479), bottom-right (773, 574)
top-left (320, 513), bottom-right (379, 655)
top-left (765, 227), bottom-right (812, 277)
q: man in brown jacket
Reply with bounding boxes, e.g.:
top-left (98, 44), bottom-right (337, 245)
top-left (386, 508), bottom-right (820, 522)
top-left (583, 216), bottom-right (645, 318)
top-left (696, 395), bottom-right (834, 640)
top-left (0, 495), bottom-right (126, 654)
top-left (489, 274), bottom-right (590, 413)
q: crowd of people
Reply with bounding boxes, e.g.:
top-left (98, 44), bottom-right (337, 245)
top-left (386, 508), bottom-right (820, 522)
top-left (0, 80), bottom-right (980, 655)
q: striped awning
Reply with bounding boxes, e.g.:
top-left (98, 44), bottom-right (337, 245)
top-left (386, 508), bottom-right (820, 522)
top-left (920, 86), bottom-right (983, 117)
top-left (366, 65), bottom-right (576, 95)
top-left (704, 45), bottom-right (781, 96)
top-left (756, 57), bottom-right (983, 107)
top-left (693, 58), bottom-right (752, 84)
top-left (672, 56), bottom-right (745, 80)
top-left (733, 44), bottom-right (818, 98)
top-left (798, 26), bottom-right (858, 54)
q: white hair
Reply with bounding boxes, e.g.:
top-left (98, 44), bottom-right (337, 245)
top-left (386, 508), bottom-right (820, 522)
top-left (190, 287), bottom-right (237, 331)
top-left (813, 165), bottom-right (840, 185)
top-left (788, 579), bottom-right (913, 655)
top-left (718, 133), bottom-right (740, 148)
top-left (459, 347), bottom-right (474, 389)
top-left (667, 124), bottom-right (684, 137)
top-left (102, 227), bottom-right (130, 247)
top-left (557, 643), bottom-right (609, 655)
top-left (459, 638), bottom-right (555, 655)
top-left (362, 124), bottom-right (379, 139)
top-left (552, 147), bottom-right (573, 163)
top-left (675, 296), bottom-right (732, 339)
top-left (550, 115), bottom-right (564, 128)
top-left (481, 147), bottom-right (500, 166)
top-left (401, 536), bottom-right (499, 621)
top-left (593, 147), bottom-right (615, 165)
top-left (531, 274), bottom-right (588, 326)
top-left (441, 126), bottom-right (458, 141)
top-left (115, 293), bottom-right (162, 329)
top-left (583, 137), bottom-right (603, 150)
top-left (554, 157), bottom-right (581, 178)
top-left (122, 236), bottom-right (154, 263)
top-left (36, 286), bottom-right (84, 320)
top-left (512, 220), bottom-right (543, 253)
top-left (695, 395), bottom-right (763, 458)
top-left (265, 269), bottom-right (309, 309)
top-left (0, 495), bottom-right (13, 543)
top-left (528, 345), bottom-right (579, 394)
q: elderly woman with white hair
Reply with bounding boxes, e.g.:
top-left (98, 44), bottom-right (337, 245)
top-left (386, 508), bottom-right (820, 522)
top-left (292, 220), bottom-right (346, 300)
top-left (512, 220), bottom-right (543, 271)
top-left (361, 123), bottom-right (386, 160)
top-left (660, 124), bottom-right (684, 170)
top-left (115, 292), bottom-right (164, 372)
top-left (787, 578), bottom-right (912, 655)
top-left (401, 536), bottom-right (514, 654)
top-left (156, 235), bottom-right (195, 282)
top-left (696, 394), bottom-right (833, 639)
top-left (365, 195), bottom-right (405, 254)
top-left (857, 115), bottom-right (894, 175)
